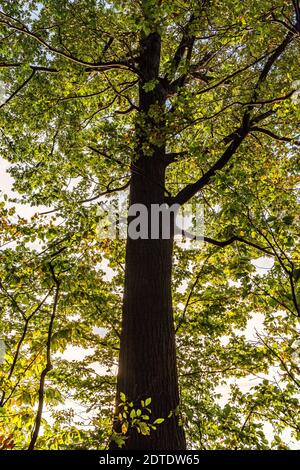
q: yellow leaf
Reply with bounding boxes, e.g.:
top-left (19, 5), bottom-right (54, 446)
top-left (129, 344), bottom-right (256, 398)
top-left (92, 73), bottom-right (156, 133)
top-left (121, 423), bottom-right (128, 434)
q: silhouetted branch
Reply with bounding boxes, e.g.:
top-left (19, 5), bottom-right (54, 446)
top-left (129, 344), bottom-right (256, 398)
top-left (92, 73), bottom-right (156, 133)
top-left (251, 126), bottom-right (300, 145)
top-left (28, 265), bottom-right (60, 450)
top-left (0, 69), bottom-right (36, 110)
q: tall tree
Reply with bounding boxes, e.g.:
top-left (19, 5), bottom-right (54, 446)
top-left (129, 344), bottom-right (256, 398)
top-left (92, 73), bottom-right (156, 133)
top-left (0, 0), bottom-right (299, 449)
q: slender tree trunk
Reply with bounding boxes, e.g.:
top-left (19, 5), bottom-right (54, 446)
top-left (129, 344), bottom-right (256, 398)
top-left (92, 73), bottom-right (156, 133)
top-left (111, 31), bottom-right (186, 450)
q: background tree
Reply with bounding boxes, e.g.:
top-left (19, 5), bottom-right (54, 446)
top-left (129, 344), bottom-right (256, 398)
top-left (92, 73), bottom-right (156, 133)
top-left (0, 0), bottom-right (299, 449)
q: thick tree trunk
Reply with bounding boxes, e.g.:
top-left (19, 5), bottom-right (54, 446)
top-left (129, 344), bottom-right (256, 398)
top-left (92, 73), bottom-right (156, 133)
top-left (114, 171), bottom-right (186, 449)
top-left (111, 31), bottom-right (186, 450)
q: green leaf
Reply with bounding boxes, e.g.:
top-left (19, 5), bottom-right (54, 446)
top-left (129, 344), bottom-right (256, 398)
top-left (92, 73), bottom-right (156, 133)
top-left (153, 418), bottom-right (164, 425)
top-left (120, 392), bottom-right (126, 403)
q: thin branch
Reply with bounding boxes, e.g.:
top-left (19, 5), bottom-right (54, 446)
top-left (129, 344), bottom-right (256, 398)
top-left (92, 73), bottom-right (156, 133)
top-left (103, 74), bottom-right (139, 110)
top-left (251, 126), bottom-right (300, 145)
top-left (79, 178), bottom-right (131, 204)
top-left (176, 251), bottom-right (214, 333)
top-left (0, 289), bottom-right (53, 407)
top-left (254, 33), bottom-right (293, 98)
top-left (167, 14), bottom-right (195, 80)
top-left (28, 265), bottom-right (60, 450)
top-left (172, 129), bottom-right (247, 205)
top-left (0, 12), bottom-right (134, 73)
top-left (203, 236), bottom-right (273, 256)
top-left (39, 178), bottom-right (130, 215)
top-left (0, 69), bottom-right (36, 110)
top-left (57, 86), bottom-right (110, 102)
top-left (87, 145), bottom-right (125, 167)
top-left (243, 90), bottom-right (295, 107)
top-left (196, 52), bottom-right (269, 97)
top-left (1, 348), bottom-right (44, 407)
top-left (0, 279), bottom-right (26, 319)
top-left (258, 334), bottom-right (300, 389)
top-left (288, 271), bottom-right (300, 316)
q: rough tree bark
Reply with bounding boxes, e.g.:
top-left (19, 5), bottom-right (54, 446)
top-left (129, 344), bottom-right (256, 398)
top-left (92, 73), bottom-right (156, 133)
top-left (111, 31), bottom-right (186, 450)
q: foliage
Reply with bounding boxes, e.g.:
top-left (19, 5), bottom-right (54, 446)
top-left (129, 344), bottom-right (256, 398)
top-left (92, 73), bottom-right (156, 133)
top-left (0, 0), bottom-right (299, 450)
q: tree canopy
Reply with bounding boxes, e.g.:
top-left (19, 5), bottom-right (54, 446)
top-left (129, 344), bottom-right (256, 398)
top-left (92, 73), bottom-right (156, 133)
top-left (0, 0), bottom-right (299, 450)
